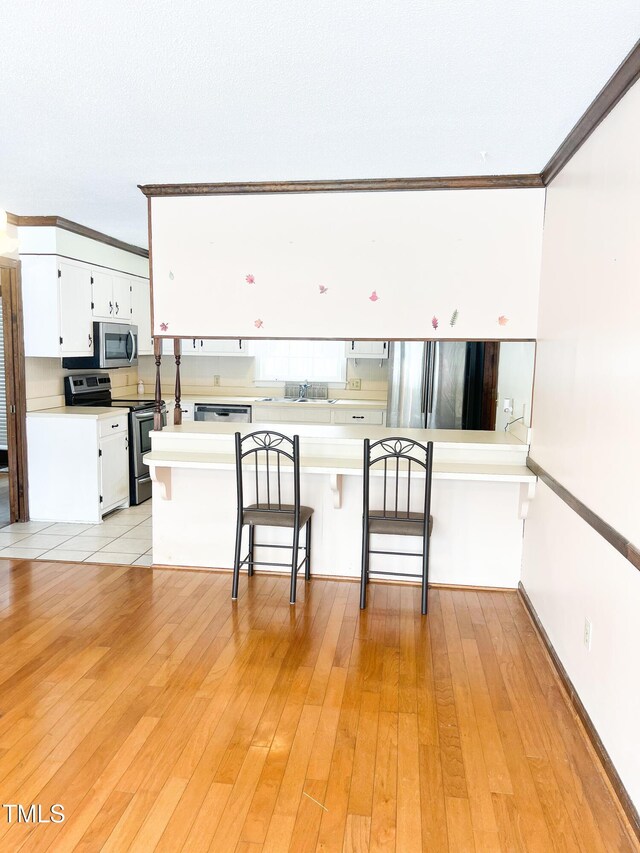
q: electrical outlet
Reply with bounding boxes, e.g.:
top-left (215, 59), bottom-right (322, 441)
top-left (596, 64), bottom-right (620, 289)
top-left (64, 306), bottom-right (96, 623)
top-left (347, 378), bottom-right (361, 391)
top-left (213, 375), bottom-right (220, 387)
top-left (583, 618), bottom-right (592, 651)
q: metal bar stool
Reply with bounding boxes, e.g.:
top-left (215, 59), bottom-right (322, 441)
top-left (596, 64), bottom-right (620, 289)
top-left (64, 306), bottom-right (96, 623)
top-left (232, 430), bottom-right (313, 604)
top-left (361, 436), bottom-right (434, 614)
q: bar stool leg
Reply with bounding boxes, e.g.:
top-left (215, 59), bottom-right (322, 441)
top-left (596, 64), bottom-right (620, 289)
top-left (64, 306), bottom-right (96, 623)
top-left (421, 530), bottom-right (430, 615)
top-left (304, 516), bottom-right (312, 581)
top-left (360, 520), bottom-right (369, 609)
top-left (290, 522), bottom-right (300, 604)
top-left (248, 525), bottom-right (255, 576)
top-left (232, 520), bottom-right (243, 600)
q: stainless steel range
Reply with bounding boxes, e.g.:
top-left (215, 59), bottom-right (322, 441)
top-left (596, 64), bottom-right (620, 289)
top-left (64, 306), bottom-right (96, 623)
top-left (64, 373), bottom-right (166, 505)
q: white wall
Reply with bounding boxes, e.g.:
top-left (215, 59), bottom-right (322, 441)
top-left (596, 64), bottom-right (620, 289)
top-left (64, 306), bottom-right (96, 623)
top-left (495, 341), bottom-right (535, 431)
top-left (522, 79), bottom-right (640, 809)
top-left (150, 188), bottom-right (545, 340)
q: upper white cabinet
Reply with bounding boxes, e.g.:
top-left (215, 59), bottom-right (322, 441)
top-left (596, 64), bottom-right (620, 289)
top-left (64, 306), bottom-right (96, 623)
top-left (22, 254), bottom-right (150, 359)
top-left (162, 338), bottom-right (250, 357)
top-left (345, 340), bottom-right (389, 358)
top-left (59, 261), bottom-right (94, 356)
top-left (22, 256), bottom-right (94, 357)
top-left (131, 278), bottom-right (153, 355)
top-left (92, 270), bottom-right (131, 322)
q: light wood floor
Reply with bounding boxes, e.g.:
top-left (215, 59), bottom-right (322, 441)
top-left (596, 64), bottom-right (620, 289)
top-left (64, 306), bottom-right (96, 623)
top-left (0, 560), bottom-right (636, 852)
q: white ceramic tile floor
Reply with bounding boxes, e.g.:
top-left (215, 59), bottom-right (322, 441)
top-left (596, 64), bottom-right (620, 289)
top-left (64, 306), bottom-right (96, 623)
top-left (0, 502), bottom-right (153, 566)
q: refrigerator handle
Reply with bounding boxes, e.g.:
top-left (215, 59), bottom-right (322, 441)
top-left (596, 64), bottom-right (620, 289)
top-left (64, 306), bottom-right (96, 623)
top-left (426, 341), bottom-right (436, 415)
top-left (420, 343), bottom-right (430, 415)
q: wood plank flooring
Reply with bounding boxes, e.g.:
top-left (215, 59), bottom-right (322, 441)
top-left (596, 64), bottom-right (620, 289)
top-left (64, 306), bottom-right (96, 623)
top-left (0, 558), bottom-right (636, 852)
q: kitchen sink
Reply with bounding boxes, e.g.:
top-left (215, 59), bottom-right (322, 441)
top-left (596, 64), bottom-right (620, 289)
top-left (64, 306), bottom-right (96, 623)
top-left (257, 397), bottom-right (337, 403)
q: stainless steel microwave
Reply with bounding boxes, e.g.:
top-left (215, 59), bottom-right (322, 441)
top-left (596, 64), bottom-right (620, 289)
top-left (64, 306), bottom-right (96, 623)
top-left (62, 322), bottom-right (138, 370)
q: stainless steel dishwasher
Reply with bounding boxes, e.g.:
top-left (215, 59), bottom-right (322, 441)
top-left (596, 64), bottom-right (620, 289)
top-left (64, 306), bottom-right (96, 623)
top-left (193, 403), bottom-right (252, 423)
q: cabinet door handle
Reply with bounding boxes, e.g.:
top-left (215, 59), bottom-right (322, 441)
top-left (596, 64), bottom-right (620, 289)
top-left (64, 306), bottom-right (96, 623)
top-left (115, 302), bottom-right (119, 315)
top-left (111, 423), bottom-right (119, 429)
top-left (351, 341), bottom-right (355, 350)
top-left (88, 334), bottom-right (92, 348)
top-left (352, 415), bottom-right (365, 419)
top-left (109, 301), bottom-right (113, 314)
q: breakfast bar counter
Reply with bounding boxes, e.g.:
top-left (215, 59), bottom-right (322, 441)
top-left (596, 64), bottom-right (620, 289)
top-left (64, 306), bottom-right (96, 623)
top-left (146, 422), bottom-right (536, 588)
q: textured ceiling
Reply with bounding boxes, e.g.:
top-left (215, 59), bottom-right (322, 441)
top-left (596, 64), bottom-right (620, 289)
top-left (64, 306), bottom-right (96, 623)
top-left (1, 1), bottom-right (639, 247)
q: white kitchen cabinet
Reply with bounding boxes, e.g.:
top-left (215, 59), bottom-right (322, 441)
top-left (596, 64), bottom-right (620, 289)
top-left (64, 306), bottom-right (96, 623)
top-left (27, 410), bottom-right (130, 523)
top-left (167, 338), bottom-right (250, 356)
top-left (99, 427), bottom-right (130, 513)
top-left (22, 256), bottom-right (94, 357)
top-left (252, 405), bottom-right (332, 425)
top-left (345, 341), bottom-right (389, 359)
top-left (331, 408), bottom-right (386, 425)
top-left (59, 261), bottom-right (94, 356)
top-left (131, 278), bottom-right (153, 355)
top-left (92, 271), bottom-right (131, 322)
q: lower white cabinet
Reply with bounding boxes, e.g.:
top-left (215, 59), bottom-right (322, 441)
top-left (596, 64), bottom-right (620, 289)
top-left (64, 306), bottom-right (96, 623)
top-left (27, 410), bottom-right (130, 523)
top-left (251, 404), bottom-right (386, 426)
top-left (331, 408), bottom-right (386, 425)
top-left (99, 417), bottom-right (130, 513)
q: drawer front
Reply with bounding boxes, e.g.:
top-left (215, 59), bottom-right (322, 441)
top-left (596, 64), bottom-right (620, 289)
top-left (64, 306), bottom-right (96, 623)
top-left (98, 414), bottom-right (129, 437)
top-left (332, 409), bottom-right (385, 425)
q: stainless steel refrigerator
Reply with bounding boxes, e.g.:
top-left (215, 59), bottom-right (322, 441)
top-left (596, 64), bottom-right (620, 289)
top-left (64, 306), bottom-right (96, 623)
top-left (386, 341), bottom-right (487, 429)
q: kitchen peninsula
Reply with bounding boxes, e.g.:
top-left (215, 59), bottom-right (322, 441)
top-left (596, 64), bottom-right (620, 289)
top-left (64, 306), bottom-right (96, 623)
top-left (146, 420), bottom-right (535, 588)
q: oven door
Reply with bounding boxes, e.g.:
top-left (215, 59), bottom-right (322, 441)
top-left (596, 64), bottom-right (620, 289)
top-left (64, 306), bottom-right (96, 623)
top-left (131, 407), bottom-right (166, 478)
top-left (98, 323), bottom-right (138, 368)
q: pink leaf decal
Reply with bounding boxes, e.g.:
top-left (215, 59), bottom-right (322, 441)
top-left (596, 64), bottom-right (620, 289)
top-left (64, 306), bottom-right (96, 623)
top-left (369, 290), bottom-right (379, 302)
top-left (160, 322), bottom-right (169, 332)
top-left (432, 316), bottom-right (439, 330)
top-left (254, 318), bottom-right (264, 329)
top-left (245, 274), bottom-right (255, 284)
top-left (319, 285), bottom-right (328, 294)
top-left (498, 315), bottom-right (509, 326)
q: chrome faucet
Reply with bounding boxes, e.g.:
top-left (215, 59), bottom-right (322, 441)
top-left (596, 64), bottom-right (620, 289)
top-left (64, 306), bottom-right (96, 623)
top-left (298, 381), bottom-right (310, 400)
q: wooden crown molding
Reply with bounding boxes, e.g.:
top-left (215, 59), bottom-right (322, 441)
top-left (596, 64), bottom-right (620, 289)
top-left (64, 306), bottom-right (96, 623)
top-left (138, 174), bottom-right (544, 197)
top-left (7, 214), bottom-right (148, 259)
top-left (542, 38), bottom-right (640, 185)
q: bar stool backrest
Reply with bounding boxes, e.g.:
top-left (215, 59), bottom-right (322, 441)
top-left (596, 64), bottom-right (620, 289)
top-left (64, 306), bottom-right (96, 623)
top-left (363, 436), bottom-right (434, 522)
top-left (235, 430), bottom-right (301, 520)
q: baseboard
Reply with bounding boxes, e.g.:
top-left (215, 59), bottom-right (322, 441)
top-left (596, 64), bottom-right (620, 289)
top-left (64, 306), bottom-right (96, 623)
top-left (518, 582), bottom-right (640, 843)
top-left (150, 562), bottom-right (516, 592)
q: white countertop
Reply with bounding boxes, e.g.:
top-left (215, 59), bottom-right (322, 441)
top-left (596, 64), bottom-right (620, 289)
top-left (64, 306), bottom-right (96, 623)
top-left (151, 420), bottom-right (527, 450)
top-left (27, 406), bottom-right (130, 419)
top-left (115, 393), bottom-right (386, 410)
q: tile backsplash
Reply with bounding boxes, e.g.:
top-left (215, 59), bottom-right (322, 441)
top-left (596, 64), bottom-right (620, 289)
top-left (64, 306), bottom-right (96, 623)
top-left (25, 358), bottom-right (139, 411)
top-left (137, 353), bottom-right (388, 401)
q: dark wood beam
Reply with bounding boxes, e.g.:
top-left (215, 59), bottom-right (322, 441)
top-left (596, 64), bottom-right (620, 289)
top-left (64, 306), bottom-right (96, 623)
top-left (527, 457), bottom-right (640, 571)
top-left (542, 38), bottom-right (640, 185)
top-left (138, 174), bottom-right (544, 197)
